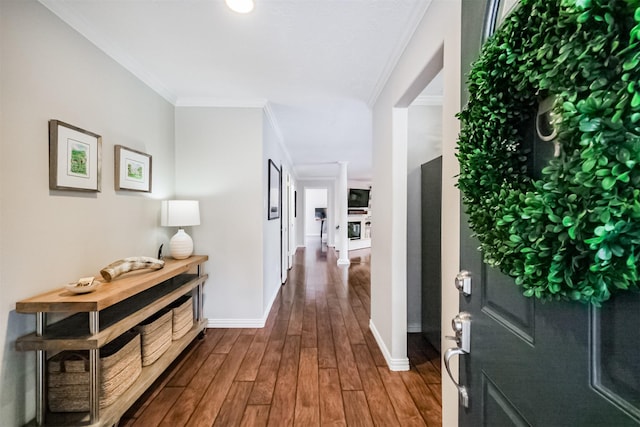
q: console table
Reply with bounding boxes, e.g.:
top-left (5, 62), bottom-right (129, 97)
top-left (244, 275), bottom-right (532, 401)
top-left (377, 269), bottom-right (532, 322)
top-left (15, 255), bottom-right (208, 426)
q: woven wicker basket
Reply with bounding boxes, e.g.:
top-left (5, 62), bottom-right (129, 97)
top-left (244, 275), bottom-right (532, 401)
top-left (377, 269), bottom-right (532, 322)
top-left (170, 295), bottom-right (194, 340)
top-left (48, 331), bottom-right (141, 412)
top-left (135, 309), bottom-right (172, 366)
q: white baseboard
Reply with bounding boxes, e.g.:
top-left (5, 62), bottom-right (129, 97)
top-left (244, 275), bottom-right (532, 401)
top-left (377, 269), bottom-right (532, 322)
top-left (265, 283), bottom-right (281, 318)
top-left (298, 244), bottom-right (335, 249)
top-left (369, 319), bottom-right (410, 371)
top-left (407, 322), bottom-right (422, 333)
top-left (206, 284), bottom-right (281, 329)
top-left (207, 318), bottom-right (265, 328)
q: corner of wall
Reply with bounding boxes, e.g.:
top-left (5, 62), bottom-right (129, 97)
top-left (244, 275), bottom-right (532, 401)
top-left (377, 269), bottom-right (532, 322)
top-left (369, 319), bottom-right (410, 371)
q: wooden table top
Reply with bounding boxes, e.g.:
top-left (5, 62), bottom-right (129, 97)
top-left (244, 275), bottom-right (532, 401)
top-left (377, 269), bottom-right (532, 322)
top-left (15, 255), bottom-right (208, 314)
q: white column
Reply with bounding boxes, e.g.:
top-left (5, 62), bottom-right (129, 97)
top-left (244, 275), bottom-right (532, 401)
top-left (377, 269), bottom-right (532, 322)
top-left (337, 161), bottom-right (350, 265)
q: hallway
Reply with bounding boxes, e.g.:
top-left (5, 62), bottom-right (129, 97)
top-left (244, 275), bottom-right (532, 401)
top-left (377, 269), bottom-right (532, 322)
top-left (121, 243), bottom-right (442, 426)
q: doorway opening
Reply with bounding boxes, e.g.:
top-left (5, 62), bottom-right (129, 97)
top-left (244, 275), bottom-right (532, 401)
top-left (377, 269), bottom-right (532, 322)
top-left (404, 62), bottom-right (444, 401)
top-left (304, 188), bottom-right (329, 246)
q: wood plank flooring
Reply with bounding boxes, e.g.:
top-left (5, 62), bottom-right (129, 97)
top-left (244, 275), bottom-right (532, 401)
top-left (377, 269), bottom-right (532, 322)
top-left (120, 243), bottom-right (442, 426)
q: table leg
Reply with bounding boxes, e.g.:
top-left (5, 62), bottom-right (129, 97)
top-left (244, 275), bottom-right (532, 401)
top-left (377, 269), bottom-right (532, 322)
top-left (89, 312), bottom-right (100, 423)
top-left (35, 312), bottom-right (46, 426)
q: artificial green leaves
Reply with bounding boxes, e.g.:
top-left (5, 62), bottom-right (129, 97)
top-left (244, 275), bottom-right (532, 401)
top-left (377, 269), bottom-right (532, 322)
top-left (457, 0), bottom-right (640, 304)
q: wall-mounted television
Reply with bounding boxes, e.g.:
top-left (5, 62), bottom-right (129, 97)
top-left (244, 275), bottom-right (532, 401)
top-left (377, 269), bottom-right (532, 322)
top-left (348, 188), bottom-right (370, 208)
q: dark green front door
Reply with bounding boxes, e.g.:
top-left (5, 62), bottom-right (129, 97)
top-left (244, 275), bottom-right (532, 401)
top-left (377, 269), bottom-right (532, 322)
top-left (455, 1), bottom-right (640, 425)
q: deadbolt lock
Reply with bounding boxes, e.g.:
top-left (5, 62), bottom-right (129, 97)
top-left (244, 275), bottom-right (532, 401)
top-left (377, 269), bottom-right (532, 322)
top-left (455, 270), bottom-right (472, 296)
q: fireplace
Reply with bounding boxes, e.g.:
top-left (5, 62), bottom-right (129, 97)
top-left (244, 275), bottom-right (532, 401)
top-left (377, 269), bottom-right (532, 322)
top-left (348, 221), bottom-right (361, 240)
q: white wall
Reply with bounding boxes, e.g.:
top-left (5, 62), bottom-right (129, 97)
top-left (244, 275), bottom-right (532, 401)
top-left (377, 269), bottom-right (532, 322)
top-left (262, 111), bottom-right (293, 303)
top-left (174, 106), bottom-right (290, 326)
top-left (304, 189), bottom-right (328, 237)
top-left (0, 2), bottom-right (175, 425)
top-left (176, 107), bottom-right (259, 324)
top-left (407, 105), bottom-right (442, 332)
top-left (370, 1), bottom-right (461, 426)
top-left (348, 180), bottom-right (372, 189)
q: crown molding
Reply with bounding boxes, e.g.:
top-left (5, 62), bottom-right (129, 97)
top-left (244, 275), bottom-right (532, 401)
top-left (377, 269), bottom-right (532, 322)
top-left (176, 98), bottom-right (295, 173)
top-left (264, 102), bottom-right (295, 171)
top-left (367, 0), bottom-right (433, 107)
top-left (39, 0), bottom-right (177, 105)
top-left (295, 176), bottom-right (339, 182)
top-left (263, 101), bottom-right (285, 146)
top-left (175, 97), bottom-right (268, 108)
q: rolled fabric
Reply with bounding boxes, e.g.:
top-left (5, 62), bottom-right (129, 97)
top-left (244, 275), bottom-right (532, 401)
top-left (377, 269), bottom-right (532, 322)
top-left (100, 257), bottom-right (165, 282)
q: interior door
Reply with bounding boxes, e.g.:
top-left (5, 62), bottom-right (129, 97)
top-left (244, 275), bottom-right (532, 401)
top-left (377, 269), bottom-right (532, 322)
top-left (280, 166), bottom-right (286, 284)
top-left (288, 182), bottom-right (295, 269)
top-left (452, 1), bottom-right (640, 425)
top-left (421, 156), bottom-right (442, 353)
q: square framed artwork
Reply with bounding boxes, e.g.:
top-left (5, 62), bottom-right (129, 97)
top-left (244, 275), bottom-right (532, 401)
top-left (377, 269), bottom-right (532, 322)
top-left (49, 120), bottom-right (102, 192)
top-left (268, 159), bottom-right (281, 220)
top-left (115, 145), bottom-right (152, 192)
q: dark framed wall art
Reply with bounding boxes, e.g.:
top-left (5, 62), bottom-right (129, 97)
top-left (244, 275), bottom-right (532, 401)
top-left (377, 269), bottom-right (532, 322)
top-left (268, 159), bottom-right (281, 220)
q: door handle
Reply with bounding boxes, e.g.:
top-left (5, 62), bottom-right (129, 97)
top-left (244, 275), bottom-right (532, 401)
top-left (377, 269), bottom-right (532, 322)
top-left (444, 311), bottom-right (471, 408)
top-left (444, 347), bottom-right (470, 408)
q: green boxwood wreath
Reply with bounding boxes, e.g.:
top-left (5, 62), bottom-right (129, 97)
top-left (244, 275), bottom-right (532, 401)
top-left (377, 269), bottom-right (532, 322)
top-left (457, 0), bottom-right (640, 304)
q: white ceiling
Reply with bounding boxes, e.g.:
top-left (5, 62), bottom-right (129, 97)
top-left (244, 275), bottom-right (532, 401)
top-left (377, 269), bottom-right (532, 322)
top-left (40, 0), bottom-right (434, 180)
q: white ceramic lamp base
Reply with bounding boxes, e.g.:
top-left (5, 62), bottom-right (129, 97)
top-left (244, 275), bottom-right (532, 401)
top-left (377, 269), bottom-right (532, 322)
top-left (169, 228), bottom-right (194, 259)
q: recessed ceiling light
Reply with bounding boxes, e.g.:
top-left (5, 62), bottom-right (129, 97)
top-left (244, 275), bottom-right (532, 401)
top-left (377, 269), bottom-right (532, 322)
top-left (225, 0), bottom-right (254, 14)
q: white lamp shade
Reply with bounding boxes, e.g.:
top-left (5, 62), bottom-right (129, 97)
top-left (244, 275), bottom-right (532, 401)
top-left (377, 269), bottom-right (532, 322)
top-left (161, 200), bottom-right (200, 227)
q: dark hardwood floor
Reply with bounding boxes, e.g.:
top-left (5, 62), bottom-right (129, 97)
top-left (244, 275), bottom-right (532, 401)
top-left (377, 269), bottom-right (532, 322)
top-left (120, 242), bottom-right (442, 426)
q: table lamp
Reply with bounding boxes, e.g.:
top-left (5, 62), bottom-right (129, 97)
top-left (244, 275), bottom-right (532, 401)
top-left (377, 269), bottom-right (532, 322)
top-left (161, 200), bottom-right (200, 259)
